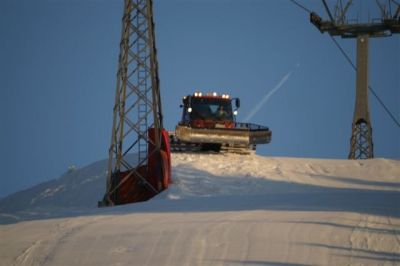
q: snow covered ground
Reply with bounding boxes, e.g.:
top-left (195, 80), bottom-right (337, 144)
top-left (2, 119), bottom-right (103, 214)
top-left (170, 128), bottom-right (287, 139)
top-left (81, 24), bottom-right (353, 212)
top-left (0, 153), bottom-right (399, 265)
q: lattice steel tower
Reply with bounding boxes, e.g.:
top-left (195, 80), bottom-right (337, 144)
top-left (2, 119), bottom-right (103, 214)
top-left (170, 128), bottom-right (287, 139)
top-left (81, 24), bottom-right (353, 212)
top-left (100, 0), bottom-right (165, 206)
top-left (310, 0), bottom-right (400, 159)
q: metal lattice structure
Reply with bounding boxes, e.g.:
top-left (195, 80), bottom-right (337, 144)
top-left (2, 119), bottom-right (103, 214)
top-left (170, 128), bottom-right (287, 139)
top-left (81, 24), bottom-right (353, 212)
top-left (349, 119), bottom-right (374, 159)
top-left (310, 0), bottom-right (400, 159)
top-left (100, 0), bottom-right (164, 206)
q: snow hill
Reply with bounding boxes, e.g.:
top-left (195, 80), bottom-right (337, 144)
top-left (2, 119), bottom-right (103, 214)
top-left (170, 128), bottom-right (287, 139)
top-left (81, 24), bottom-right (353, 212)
top-left (0, 153), bottom-right (399, 265)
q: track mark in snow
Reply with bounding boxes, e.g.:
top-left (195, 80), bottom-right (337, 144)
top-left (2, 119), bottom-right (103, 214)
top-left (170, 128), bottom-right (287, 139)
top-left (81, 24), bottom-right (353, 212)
top-left (163, 227), bottom-right (183, 266)
top-left (14, 240), bottom-right (45, 266)
top-left (219, 219), bottom-right (235, 263)
top-left (388, 216), bottom-right (400, 247)
top-left (111, 246), bottom-right (133, 255)
top-left (349, 214), bottom-right (370, 266)
top-left (240, 222), bottom-right (252, 263)
top-left (348, 214), bottom-right (400, 264)
top-left (181, 216), bottom-right (209, 265)
top-left (207, 219), bottom-right (231, 265)
top-left (144, 228), bottom-right (163, 266)
top-left (41, 216), bottom-right (113, 266)
top-left (12, 219), bottom-right (83, 266)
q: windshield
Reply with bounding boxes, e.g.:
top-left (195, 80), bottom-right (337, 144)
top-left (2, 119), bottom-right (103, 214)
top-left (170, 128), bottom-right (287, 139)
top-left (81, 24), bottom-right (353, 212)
top-left (190, 98), bottom-right (233, 121)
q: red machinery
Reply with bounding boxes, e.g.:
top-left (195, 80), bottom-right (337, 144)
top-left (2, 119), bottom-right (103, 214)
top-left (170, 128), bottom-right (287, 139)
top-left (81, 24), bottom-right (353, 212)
top-left (170, 92), bottom-right (272, 153)
top-left (103, 129), bottom-right (171, 205)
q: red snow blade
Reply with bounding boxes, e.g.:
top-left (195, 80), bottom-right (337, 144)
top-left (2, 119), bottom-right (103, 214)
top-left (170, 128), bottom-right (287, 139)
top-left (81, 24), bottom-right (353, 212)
top-left (104, 128), bottom-right (171, 205)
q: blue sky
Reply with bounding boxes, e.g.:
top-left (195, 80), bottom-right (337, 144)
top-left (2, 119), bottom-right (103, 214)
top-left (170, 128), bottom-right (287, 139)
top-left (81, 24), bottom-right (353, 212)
top-left (1, 0), bottom-right (399, 197)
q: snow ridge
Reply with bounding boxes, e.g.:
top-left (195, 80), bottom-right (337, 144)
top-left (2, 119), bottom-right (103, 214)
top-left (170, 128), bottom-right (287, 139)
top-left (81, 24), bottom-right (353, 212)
top-left (0, 153), bottom-right (399, 224)
top-left (0, 154), bottom-right (400, 265)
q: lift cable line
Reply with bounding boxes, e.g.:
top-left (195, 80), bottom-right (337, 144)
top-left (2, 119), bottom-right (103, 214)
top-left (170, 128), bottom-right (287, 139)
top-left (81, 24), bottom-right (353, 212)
top-left (328, 34), bottom-right (400, 129)
top-left (288, 0), bottom-right (312, 13)
top-left (289, 0), bottom-right (400, 130)
top-left (288, 0), bottom-right (400, 160)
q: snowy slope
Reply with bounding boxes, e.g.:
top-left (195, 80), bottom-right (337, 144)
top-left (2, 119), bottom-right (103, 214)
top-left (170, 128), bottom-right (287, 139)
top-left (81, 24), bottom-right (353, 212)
top-left (0, 153), bottom-right (399, 265)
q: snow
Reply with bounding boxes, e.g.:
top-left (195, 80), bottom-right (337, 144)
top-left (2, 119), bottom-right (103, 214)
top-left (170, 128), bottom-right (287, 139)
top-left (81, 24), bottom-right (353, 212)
top-left (0, 153), bottom-right (399, 265)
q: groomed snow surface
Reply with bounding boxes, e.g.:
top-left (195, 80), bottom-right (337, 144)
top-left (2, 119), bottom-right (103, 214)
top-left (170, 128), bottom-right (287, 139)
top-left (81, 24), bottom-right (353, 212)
top-left (0, 153), bottom-right (399, 266)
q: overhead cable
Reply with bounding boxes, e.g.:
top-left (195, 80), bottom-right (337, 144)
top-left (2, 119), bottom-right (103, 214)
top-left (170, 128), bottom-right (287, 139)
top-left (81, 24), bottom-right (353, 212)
top-left (288, 0), bottom-right (312, 14)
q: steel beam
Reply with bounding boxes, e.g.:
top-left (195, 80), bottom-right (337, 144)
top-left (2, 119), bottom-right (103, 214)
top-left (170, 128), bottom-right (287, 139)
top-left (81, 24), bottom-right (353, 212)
top-left (349, 35), bottom-right (374, 159)
top-left (100, 0), bottom-right (163, 206)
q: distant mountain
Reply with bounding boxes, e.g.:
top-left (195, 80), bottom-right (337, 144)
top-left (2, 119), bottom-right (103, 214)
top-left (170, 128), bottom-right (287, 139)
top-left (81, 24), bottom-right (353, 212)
top-left (0, 158), bottom-right (107, 221)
